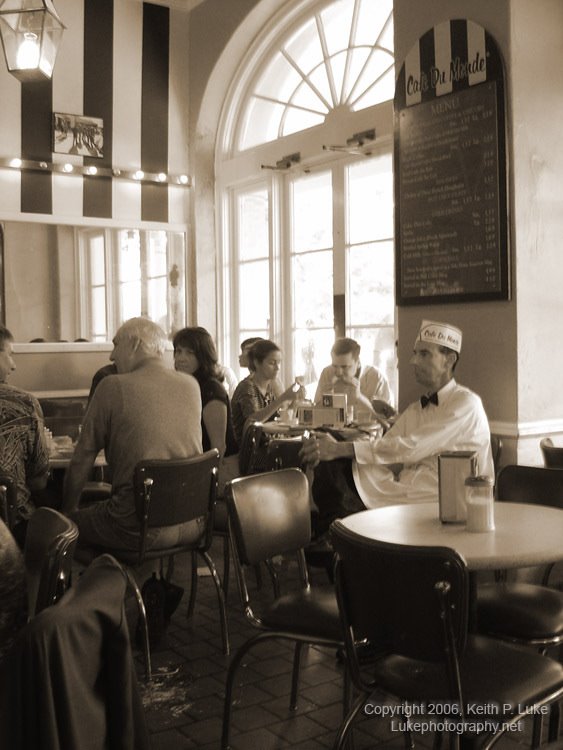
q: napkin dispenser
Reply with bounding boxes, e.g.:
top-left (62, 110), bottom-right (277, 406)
top-left (297, 404), bottom-right (346, 427)
top-left (438, 451), bottom-right (478, 523)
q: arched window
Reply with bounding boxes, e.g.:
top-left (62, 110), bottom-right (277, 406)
top-left (237, 0), bottom-right (394, 150)
top-left (217, 0), bottom-right (397, 402)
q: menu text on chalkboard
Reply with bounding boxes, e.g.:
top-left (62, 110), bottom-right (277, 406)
top-left (394, 21), bottom-right (509, 305)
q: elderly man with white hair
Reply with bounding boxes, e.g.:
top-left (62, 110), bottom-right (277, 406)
top-left (63, 317), bottom-right (202, 551)
top-left (301, 320), bottom-right (494, 539)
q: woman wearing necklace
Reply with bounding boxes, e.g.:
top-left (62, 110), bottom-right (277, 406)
top-left (231, 339), bottom-right (302, 445)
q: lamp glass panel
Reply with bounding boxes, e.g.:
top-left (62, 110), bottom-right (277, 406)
top-left (0, 7), bottom-right (63, 79)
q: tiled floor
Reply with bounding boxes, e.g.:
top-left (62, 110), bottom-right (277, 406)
top-left (129, 540), bottom-right (557, 750)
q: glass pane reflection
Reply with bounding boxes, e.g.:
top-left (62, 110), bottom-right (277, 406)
top-left (3, 222), bottom-right (187, 343)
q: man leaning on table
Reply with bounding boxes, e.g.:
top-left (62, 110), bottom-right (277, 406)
top-left (301, 320), bottom-right (494, 540)
top-left (314, 337), bottom-right (393, 419)
top-left (62, 317), bottom-right (203, 551)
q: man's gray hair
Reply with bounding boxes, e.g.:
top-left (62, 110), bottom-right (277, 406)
top-left (116, 317), bottom-right (167, 356)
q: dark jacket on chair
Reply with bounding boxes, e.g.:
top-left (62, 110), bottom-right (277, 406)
top-left (0, 554), bottom-right (149, 750)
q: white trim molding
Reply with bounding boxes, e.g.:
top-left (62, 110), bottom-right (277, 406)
top-left (490, 419), bottom-right (563, 438)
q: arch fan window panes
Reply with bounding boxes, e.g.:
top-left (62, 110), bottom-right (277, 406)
top-left (220, 0), bottom-right (396, 402)
top-left (238, 0), bottom-right (394, 151)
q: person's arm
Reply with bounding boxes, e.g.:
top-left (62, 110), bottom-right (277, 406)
top-left (362, 366), bottom-right (394, 407)
top-left (62, 379), bottom-right (111, 513)
top-left (354, 391), bottom-right (486, 467)
top-left (202, 399), bottom-right (228, 458)
top-left (25, 400), bottom-right (50, 492)
top-left (62, 446), bottom-right (99, 513)
top-left (242, 382), bottom-right (300, 429)
top-left (314, 367), bottom-right (332, 404)
top-left (299, 432), bottom-right (355, 467)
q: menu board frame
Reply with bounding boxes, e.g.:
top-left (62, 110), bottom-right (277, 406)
top-left (394, 20), bottom-right (509, 306)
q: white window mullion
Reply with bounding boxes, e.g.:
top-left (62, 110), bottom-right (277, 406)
top-left (332, 162), bottom-right (346, 302)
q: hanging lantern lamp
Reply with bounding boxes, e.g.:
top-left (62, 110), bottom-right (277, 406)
top-left (0, 0), bottom-right (65, 82)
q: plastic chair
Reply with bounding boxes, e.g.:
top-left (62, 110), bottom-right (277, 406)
top-left (24, 507), bottom-right (79, 618)
top-left (76, 449), bottom-right (227, 681)
top-left (221, 468), bottom-right (348, 750)
top-left (1, 554), bottom-right (149, 750)
top-left (541, 438), bottom-right (563, 468)
top-left (0, 475), bottom-right (17, 530)
top-left (330, 521), bottom-right (563, 750)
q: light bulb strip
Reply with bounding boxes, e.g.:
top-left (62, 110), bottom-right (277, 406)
top-left (0, 157), bottom-right (191, 187)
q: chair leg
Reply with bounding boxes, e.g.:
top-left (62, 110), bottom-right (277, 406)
top-left (124, 568), bottom-right (152, 682)
top-left (164, 554), bottom-right (175, 582)
top-left (187, 550), bottom-right (198, 619)
top-left (200, 550), bottom-right (230, 655)
top-left (222, 632), bottom-right (271, 750)
top-left (548, 700), bottom-right (560, 742)
top-left (290, 642), bottom-right (304, 710)
top-left (333, 691), bottom-right (370, 750)
top-left (342, 666), bottom-right (356, 750)
top-left (532, 712), bottom-right (543, 748)
top-left (222, 534), bottom-right (230, 599)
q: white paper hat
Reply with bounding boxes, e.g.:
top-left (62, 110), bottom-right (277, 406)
top-left (416, 320), bottom-right (462, 353)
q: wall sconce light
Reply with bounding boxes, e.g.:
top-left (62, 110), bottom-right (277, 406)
top-left (0, 155), bottom-right (192, 187)
top-left (0, 0), bottom-right (65, 82)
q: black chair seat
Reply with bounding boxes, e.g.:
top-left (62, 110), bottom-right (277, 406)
top-left (477, 583), bottom-right (563, 640)
top-left (260, 588), bottom-right (341, 640)
top-left (373, 634), bottom-right (563, 710)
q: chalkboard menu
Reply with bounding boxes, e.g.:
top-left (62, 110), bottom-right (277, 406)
top-left (394, 20), bottom-right (509, 305)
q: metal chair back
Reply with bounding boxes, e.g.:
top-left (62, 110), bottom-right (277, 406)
top-left (228, 467), bottom-right (310, 568)
top-left (331, 522), bottom-right (468, 674)
top-left (540, 438), bottom-right (563, 469)
top-left (496, 464), bottom-right (563, 507)
top-left (24, 507), bottom-right (79, 618)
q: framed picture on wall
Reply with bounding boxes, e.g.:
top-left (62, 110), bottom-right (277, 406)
top-left (52, 113), bottom-right (104, 159)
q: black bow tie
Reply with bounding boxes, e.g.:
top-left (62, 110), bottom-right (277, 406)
top-left (420, 392), bottom-right (439, 408)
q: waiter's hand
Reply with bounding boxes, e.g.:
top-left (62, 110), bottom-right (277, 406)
top-left (299, 432), bottom-right (354, 467)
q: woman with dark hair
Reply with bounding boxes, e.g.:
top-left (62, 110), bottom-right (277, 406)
top-left (231, 339), bottom-right (302, 444)
top-left (173, 327), bottom-right (238, 465)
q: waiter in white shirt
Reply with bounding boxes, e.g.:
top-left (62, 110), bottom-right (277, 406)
top-left (301, 320), bottom-right (494, 538)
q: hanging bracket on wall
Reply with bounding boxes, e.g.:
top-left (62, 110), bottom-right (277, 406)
top-left (261, 152), bottom-right (301, 171)
top-left (323, 128), bottom-right (376, 155)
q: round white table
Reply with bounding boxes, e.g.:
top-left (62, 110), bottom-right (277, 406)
top-left (340, 501), bottom-right (563, 571)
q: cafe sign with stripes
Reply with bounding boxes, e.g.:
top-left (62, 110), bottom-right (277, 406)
top-left (394, 19), bottom-right (509, 305)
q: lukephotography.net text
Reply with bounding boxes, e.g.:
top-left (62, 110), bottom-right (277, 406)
top-left (363, 701), bottom-right (548, 736)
